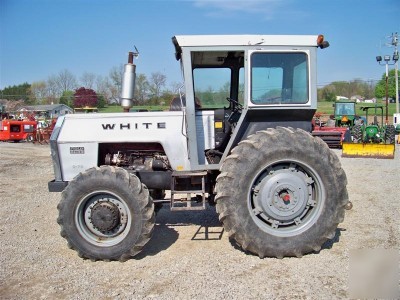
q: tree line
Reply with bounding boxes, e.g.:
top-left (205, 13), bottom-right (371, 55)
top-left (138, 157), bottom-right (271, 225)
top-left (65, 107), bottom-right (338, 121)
top-left (317, 70), bottom-right (399, 102)
top-left (1, 69), bottom-right (398, 109)
top-left (0, 66), bottom-right (181, 109)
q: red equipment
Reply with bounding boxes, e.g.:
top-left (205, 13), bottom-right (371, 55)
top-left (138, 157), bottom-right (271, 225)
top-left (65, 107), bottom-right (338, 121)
top-left (312, 120), bottom-right (350, 148)
top-left (0, 119), bottom-right (38, 142)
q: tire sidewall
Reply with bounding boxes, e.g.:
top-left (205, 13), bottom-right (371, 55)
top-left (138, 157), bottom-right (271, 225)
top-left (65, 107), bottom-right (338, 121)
top-left (217, 128), bottom-right (344, 255)
top-left (60, 169), bottom-right (145, 260)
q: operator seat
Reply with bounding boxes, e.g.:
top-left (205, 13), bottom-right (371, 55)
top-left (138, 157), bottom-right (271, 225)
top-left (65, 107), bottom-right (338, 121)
top-left (169, 96), bottom-right (185, 111)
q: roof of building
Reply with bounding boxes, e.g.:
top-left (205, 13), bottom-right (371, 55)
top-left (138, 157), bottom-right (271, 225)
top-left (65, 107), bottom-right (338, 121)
top-left (21, 104), bottom-right (72, 112)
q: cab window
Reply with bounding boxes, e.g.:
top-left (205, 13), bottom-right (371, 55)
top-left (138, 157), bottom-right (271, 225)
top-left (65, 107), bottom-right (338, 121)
top-left (193, 68), bottom-right (231, 109)
top-left (251, 52), bottom-right (309, 104)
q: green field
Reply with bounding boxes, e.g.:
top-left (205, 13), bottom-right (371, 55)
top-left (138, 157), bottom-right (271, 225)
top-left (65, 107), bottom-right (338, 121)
top-left (316, 100), bottom-right (398, 117)
top-left (99, 105), bottom-right (168, 113)
top-left (99, 101), bottom-right (399, 116)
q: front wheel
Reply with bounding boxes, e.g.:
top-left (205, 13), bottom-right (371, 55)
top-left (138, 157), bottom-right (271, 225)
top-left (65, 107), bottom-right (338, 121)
top-left (215, 127), bottom-right (348, 258)
top-left (57, 166), bottom-right (155, 261)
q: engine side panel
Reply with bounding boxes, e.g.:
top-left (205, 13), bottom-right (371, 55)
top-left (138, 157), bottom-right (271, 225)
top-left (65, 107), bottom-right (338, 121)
top-left (56, 112), bottom-right (189, 181)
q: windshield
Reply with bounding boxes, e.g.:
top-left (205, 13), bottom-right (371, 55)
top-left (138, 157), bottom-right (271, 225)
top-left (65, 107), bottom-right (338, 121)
top-left (251, 52), bottom-right (309, 105)
top-left (335, 103), bottom-right (355, 115)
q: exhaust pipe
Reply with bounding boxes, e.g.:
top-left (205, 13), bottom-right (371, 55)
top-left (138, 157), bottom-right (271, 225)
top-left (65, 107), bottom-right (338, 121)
top-left (120, 51), bottom-right (137, 112)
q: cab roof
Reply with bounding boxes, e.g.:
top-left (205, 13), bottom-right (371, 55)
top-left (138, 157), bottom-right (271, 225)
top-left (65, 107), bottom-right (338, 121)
top-left (172, 34), bottom-right (321, 48)
top-left (172, 35), bottom-right (324, 60)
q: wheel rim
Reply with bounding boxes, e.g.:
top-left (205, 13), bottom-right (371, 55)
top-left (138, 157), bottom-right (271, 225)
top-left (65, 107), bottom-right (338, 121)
top-left (248, 160), bottom-right (325, 237)
top-left (75, 191), bottom-right (131, 247)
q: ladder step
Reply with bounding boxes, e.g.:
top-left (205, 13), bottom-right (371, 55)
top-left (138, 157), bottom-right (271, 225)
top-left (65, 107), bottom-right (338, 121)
top-left (171, 190), bottom-right (204, 194)
top-left (171, 206), bottom-right (205, 211)
top-left (172, 171), bottom-right (207, 177)
top-left (170, 171), bottom-right (207, 211)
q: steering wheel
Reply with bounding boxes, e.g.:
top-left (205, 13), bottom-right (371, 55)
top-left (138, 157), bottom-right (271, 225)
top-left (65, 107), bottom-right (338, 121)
top-left (226, 97), bottom-right (243, 110)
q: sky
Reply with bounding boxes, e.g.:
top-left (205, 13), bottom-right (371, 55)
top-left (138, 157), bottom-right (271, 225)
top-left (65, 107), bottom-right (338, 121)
top-left (0, 0), bottom-right (399, 90)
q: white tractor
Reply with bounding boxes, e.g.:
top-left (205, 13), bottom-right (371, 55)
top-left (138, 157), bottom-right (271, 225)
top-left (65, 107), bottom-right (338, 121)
top-left (49, 34), bottom-right (349, 261)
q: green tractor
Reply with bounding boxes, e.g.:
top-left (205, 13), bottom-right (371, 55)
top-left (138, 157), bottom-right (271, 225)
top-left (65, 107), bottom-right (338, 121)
top-left (342, 105), bottom-right (396, 158)
top-left (332, 101), bottom-right (356, 127)
top-left (312, 101), bottom-right (356, 148)
top-left (352, 105), bottom-right (396, 144)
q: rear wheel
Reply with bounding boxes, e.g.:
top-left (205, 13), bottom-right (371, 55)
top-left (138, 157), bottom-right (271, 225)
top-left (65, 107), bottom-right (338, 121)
top-left (215, 127), bottom-right (348, 258)
top-left (385, 125), bottom-right (396, 144)
top-left (57, 166), bottom-right (154, 261)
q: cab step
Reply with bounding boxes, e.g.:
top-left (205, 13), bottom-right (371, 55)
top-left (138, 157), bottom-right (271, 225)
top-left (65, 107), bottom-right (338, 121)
top-left (170, 171), bottom-right (207, 211)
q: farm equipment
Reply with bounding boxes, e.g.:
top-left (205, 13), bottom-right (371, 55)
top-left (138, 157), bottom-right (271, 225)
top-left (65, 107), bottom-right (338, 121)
top-left (48, 34), bottom-right (350, 261)
top-left (35, 118), bottom-right (57, 144)
top-left (342, 105), bottom-right (395, 158)
top-left (312, 101), bottom-right (356, 148)
top-left (0, 118), bottom-right (37, 142)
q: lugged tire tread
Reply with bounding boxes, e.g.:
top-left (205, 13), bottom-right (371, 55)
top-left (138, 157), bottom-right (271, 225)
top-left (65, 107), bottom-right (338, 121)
top-left (57, 166), bottom-right (155, 262)
top-left (215, 127), bottom-right (348, 258)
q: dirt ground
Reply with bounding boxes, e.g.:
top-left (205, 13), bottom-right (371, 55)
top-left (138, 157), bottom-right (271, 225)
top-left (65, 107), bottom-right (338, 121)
top-left (0, 142), bottom-right (399, 299)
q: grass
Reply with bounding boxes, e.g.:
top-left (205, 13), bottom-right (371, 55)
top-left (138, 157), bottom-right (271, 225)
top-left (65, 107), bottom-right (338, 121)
top-left (99, 100), bottom-right (399, 117)
top-left (98, 105), bottom-right (168, 113)
top-left (316, 100), bottom-right (398, 117)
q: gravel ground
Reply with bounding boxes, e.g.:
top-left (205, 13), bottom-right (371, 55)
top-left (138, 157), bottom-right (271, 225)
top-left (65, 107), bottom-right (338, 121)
top-left (0, 142), bottom-right (399, 299)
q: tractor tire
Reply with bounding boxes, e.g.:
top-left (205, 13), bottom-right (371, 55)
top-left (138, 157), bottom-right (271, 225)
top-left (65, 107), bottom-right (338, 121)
top-left (215, 127), bottom-right (348, 258)
top-left (385, 125), bottom-right (396, 144)
top-left (150, 189), bottom-right (165, 213)
top-left (57, 166), bottom-right (155, 261)
top-left (352, 125), bottom-right (363, 143)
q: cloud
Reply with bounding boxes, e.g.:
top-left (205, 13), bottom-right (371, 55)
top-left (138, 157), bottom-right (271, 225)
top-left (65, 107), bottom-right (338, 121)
top-left (192, 0), bottom-right (288, 20)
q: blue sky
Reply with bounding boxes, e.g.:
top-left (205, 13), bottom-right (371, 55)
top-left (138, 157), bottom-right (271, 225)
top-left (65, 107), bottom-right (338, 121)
top-left (1, 0), bottom-right (399, 90)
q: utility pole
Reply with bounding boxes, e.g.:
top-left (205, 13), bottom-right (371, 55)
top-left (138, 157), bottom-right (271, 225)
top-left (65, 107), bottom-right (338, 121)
top-left (391, 33), bottom-right (399, 114)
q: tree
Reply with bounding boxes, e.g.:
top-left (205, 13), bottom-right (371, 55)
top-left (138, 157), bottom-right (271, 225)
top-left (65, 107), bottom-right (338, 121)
top-left (0, 83), bottom-right (31, 101)
top-left (28, 81), bottom-right (47, 104)
top-left (95, 75), bottom-right (111, 104)
top-left (46, 75), bottom-right (60, 102)
top-left (374, 69), bottom-right (399, 99)
top-left (149, 72), bottom-right (166, 99)
top-left (55, 69), bottom-right (77, 95)
top-left (108, 65), bottom-right (123, 104)
top-left (59, 90), bottom-right (74, 107)
top-left (317, 79), bottom-right (375, 102)
top-left (135, 73), bottom-right (149, 104)
top-left (170, 81), bottom-right (184, 94)
top-left (97, 94), bottom-right (106, 108)
top-left (318, 84), bottom-right (336, 102)
top-left (73, 87), bottom-right (98, 108)
top-left (80, 72), bottom-right (96, 89)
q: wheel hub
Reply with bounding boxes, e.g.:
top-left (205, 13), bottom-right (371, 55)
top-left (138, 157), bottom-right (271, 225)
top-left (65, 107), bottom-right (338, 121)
top-left (253, 168), bottom-right (312, 223)
top-left (90, 201), bottom-right (121, 232)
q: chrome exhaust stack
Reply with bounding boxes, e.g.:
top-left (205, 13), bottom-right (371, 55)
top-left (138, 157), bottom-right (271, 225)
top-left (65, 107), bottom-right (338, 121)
top-left (121, 50), bottom-right (138, 112)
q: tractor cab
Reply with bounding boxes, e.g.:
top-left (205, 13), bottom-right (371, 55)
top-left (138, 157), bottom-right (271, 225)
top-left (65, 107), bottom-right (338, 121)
top-left (172, 35), bottom-right (324, 169)
top-left (334, 101), bottom-right (356, 127)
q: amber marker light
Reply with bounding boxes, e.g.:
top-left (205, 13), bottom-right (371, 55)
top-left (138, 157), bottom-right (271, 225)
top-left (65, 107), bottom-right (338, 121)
top-left (317, 34), bottom-right (329, 49)
top-left (317, 34), bottom-right (324, 45)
